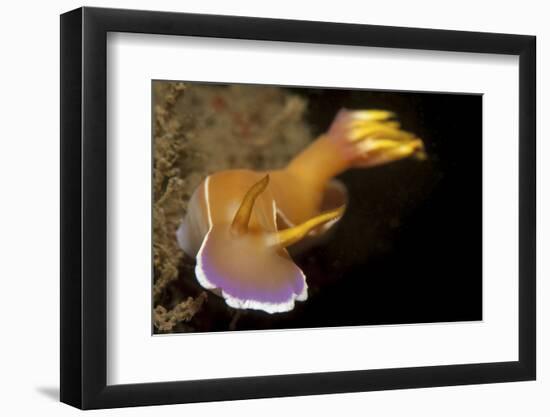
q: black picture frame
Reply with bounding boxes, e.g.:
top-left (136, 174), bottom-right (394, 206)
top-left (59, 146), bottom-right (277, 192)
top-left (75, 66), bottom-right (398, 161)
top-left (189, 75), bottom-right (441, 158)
top-left (60, 6), bottom-right (536, 410)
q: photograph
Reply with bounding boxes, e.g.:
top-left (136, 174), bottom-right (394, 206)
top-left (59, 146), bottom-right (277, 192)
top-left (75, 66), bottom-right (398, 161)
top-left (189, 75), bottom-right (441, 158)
top-left (152, 80), bottom-right (482, 334)
top-left (54, 4), bottom-right (537, 411)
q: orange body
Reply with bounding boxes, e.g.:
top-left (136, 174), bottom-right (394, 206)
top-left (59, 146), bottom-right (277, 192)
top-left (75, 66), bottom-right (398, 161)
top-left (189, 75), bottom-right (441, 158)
top-left (177, 109), bottom-right (425, 313)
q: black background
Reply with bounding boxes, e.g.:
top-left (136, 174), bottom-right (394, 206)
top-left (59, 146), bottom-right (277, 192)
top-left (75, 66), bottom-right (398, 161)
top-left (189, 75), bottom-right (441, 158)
top-left (184, 87), bottom-right (482, 331)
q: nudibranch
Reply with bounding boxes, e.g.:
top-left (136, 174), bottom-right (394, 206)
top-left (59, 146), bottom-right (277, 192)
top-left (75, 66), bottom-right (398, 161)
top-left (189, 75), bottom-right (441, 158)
top-left (177, 109), bottom-right (425, 313)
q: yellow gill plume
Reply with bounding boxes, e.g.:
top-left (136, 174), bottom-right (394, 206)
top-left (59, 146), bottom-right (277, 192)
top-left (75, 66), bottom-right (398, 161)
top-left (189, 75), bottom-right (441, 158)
top-left (349, 110), bottom-right (395, 122)
top-left (348, 110), bottom-right (426, 161)
top-left (230, 175), bottom-right (270, 235)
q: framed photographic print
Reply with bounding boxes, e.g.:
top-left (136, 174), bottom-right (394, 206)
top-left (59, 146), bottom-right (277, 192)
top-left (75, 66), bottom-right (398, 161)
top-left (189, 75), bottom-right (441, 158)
top-left (60, 6), bottom-right (536, 409)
